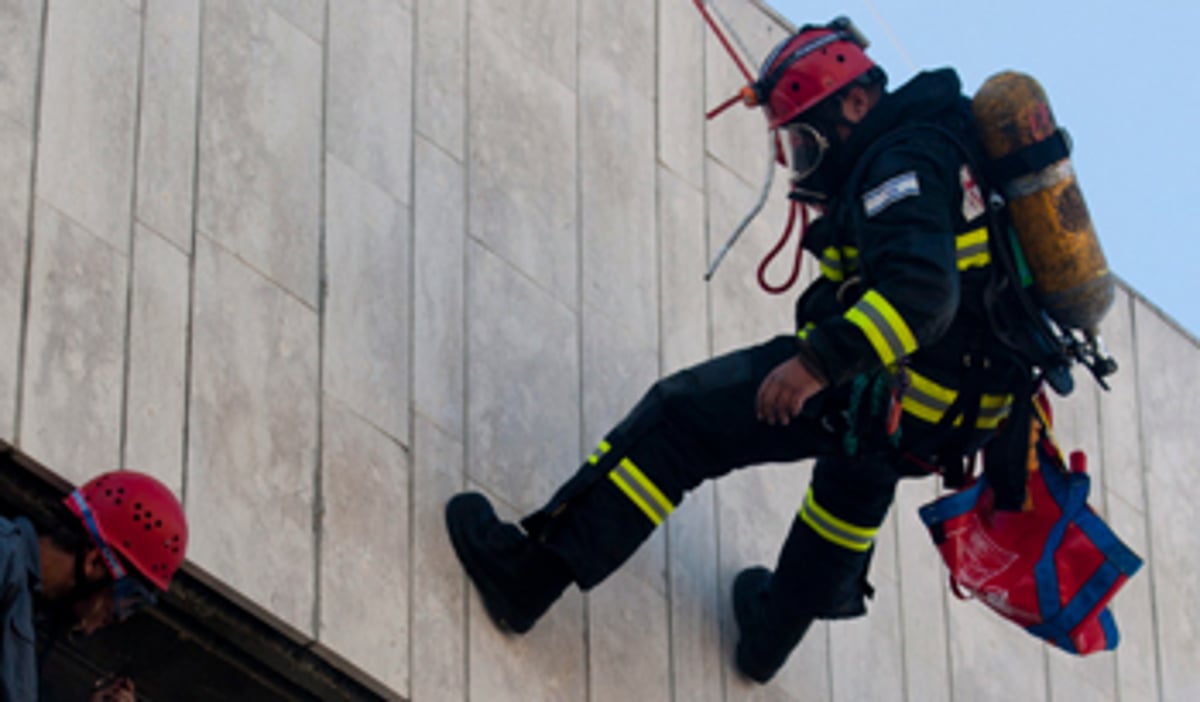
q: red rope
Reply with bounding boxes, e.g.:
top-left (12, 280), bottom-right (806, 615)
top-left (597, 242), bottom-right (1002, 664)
top-left (757, 201), bottom-right (807, 295)
top-left (706, 91), bottom-right (744, 121)
top-left (692, 0), bottom-right (755, 84)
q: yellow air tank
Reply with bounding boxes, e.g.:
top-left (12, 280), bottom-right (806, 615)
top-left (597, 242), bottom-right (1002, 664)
top-left (972, 71), bottom-right (1113, 333)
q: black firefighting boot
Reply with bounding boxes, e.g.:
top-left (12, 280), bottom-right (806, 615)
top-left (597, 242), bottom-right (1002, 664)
top-left (445, 492), bottom-right (574, 634)
top-left (732, 566), bottom-right (815, 684)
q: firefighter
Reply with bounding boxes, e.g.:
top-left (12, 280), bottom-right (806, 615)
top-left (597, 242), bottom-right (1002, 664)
top-left (0, 470), bottom-right (188, 701)
top-left (447, 18), bottom-right (1033, 683)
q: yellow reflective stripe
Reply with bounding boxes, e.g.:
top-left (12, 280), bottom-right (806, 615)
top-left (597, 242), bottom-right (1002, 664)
top-left (902, 370), bottom-right (955, 424)
top-left (797, 322), bottom-right (815, 341)
top-left (956, 227), bottom-right (990, 270)
top-left (608, 457), bottom-right (674, 526)
top-left (798, 488), bottom-right (876, 552)
top-left (609, 473), bottom-right (663, 525)
top-left (976, 394), bottom-right (1014, 429)
top-left (587, 440), bottom-right (612, 465)
top-left (845, 290), bottom-right (918, 366)
top-left (901, 369), bottom-right (1014, 429)
top-left (819, 247), bottom-right (859, 282)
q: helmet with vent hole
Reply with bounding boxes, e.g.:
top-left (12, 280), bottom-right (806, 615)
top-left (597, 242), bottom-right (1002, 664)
top-left (64, 471), bottom-right (188, 591)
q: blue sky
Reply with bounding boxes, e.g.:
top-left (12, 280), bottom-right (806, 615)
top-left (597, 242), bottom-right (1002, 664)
top-left (762, 0), bottom-right (1200, 339)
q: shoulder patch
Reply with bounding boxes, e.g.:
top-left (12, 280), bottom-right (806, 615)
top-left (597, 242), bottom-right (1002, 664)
top-left (960, 164), bottom-right (986, 222)
top-left (863, 171), bottom-right (920, 218)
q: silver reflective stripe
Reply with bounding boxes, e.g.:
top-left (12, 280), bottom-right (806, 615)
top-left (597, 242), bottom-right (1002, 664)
top-left (979, 401), bottom-right (1013, 423)
top-left (906, 382), bottom-right (952, 415)
top-left (798, 489), bottom-right (876, 552)
top-left (854, 298), bottom-right (908, 364)
top-left (609, 459), bottom-right (672, 525)
top-left (1003, 160), bottom-right (1073, 199)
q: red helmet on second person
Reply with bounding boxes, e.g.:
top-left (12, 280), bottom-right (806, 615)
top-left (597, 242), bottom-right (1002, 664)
top-left (756, 17), bottom-right (878, 129)
top-left (64, 470), bottom-right (188, 591)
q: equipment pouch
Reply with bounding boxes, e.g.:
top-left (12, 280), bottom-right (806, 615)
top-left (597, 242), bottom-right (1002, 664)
top-left (918, 395), bottom-right (1142, 654)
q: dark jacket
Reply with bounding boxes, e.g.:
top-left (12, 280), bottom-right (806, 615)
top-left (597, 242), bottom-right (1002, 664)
top-left (0, 516), bottom-right (40, 702)
top-left (795, 69), bottom-right (1028, 456)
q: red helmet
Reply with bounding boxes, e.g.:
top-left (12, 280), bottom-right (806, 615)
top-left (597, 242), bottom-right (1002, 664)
top-left (756, 18), bottom-right (877, 128)
top-left (64, 471), bottom-right (188, 591)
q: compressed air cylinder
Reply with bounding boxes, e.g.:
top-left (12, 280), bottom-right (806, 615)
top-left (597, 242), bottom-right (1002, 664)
top-left (972, 71), bottom-right (1113, 332)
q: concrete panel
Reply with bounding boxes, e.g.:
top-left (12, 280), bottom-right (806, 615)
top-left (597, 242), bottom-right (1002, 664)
top-left (466, 485), bottom-right (586, 702)
top-left (657, 0), bottom-right (705, 187)
top-left (328, 0), bottom-right (413, 204)
top-left (1144, 472), bottom-right (1200, 700)
top-left (411, 416), bottom-right (466, 702)
top-left (829, 574), bottom-right (904, 702)
top-left (36, 0), bottom-right (140, 252)
top-left (0, 119), bottom-right (32, 442)
top-left (1134, 299), bottom-right (1200, 496)
top-left (323, 154), bottom-right (411, 444)
top-left (124, 225), bottom-right (188, 495)
top-left (466, 241), bottom-right (579, 513)
top-left (0, 0), bottom-right (43, 130)
top-left (1098, 287), bottom-right (1142, 508)
top-left (581, 309), bottom-right (666, 593)
top-left (894, 478), bottom-right (951, 702)
top-left (467, 19), bottom-right (577, 307)
top-left (717, 462), bottom-right (832, 701)
top-left (21, 202), bottom-right (125, 484)
top-left (706, 159), bottom-right (803, 356)
top-left (946, 590), bottom-right (1047, 702)
top-left (581, 0), bottom-right (654, 101)
top-left (197, 0), bottom-right (321, 305)
top-left (657, 167), bottom-right (709, 375)
top-left (704, 1), bottom-right (790, 184)
top-left (135, 0), bottom-right (200, 252)
top-left (470, 0), bottom-right (576, 91)
top-left (319, 397), bottom-right (410, 695)
top-left (270, 0), bottom-right (326, 41)
top-left (1047, 649), bottom-right (1116, 702)
top-left (668, 483), bottom-right (724, 702)
top-left (1135, 297), bottom-right (1200, 701)
top-left (413, 137), bottom-right (465, 438)
top-left (187, 235), bottom-right (318, 633)
top-left (580, 61), bottom-right (657, 342)
top-left (1106, 493), bottom-right (1159, 702)
top-left (415, 0), bottom-right (466, 158)
top-left (588, 571), bottom-right (671, 702)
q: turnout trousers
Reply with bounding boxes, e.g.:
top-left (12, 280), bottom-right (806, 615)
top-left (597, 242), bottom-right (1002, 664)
top-left (521, 335), bottom-right (927, 619)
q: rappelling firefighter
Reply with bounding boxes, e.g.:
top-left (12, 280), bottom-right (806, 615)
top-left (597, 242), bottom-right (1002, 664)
top-left (446, 17), bottom-right (1093, 683)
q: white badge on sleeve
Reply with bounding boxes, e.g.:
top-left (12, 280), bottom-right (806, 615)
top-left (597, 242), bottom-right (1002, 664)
top-left (863, 171), bottom-right (920, 218)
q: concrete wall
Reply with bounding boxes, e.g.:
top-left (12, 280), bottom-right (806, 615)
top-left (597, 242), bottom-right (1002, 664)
top-left (1, 0), bottom-right (1195, 700)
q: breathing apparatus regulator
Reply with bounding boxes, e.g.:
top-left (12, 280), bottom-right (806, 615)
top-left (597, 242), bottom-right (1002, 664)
top-left (694, 5), bottom-right (876, 294)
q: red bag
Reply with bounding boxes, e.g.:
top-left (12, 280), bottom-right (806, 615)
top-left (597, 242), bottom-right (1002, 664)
top-left (918, 397), bottom-right (1142, 654)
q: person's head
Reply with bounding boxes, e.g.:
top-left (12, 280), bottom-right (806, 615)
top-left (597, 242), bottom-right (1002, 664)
top-left (755, 17), bottom-right (888, 201)
top-left (39, 471), bottom-right (188, 635)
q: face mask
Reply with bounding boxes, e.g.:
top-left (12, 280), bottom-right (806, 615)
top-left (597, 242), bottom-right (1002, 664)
top-left (784, 121), bottom-right (838, 203)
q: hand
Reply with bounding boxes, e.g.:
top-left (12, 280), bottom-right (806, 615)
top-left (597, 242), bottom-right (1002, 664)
top-left (756, 357), bottom-right (827, 426)
top-left (90, 676), bottom-right (135, 702)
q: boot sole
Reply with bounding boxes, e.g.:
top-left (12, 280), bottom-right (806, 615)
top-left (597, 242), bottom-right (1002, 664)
top-left (445, 493), bottom-right (535, 634)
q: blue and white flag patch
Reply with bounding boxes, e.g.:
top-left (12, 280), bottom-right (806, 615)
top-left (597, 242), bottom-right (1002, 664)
top-left (863, 171), bottom-right (920, 218)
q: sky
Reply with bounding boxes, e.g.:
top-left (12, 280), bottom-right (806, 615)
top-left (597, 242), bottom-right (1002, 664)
top-left (762, 0), bottom-right (1200, 339)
